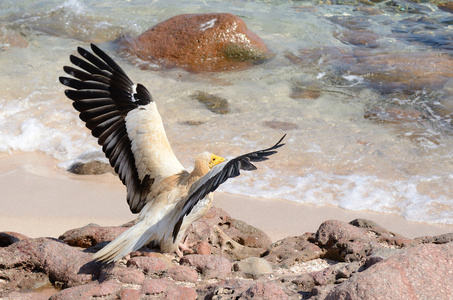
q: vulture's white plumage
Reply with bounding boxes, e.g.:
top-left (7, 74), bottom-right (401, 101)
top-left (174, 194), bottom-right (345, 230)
top-left (59, 44), bottom-right (285, 263)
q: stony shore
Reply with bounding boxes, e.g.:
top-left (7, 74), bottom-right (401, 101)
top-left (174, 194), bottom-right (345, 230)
top-left (1, 206), bottom-right (452, 299)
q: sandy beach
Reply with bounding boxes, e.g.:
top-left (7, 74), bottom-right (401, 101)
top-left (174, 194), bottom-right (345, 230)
top-left (1, 152), bottom-right (452, 241)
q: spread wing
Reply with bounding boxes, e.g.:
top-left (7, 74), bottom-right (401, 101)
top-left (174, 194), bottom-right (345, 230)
top-left (59, 44), bottom-right (184, 214)
top-left (172, 134), bottom-right (286, 240)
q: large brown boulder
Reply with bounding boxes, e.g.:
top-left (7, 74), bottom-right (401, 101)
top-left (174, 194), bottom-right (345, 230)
top-left (121, 13), bottom-right (272, 72)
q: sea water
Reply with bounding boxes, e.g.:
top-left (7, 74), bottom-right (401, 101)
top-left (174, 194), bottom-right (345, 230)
top-left (1, 0), bottom-right (452, 225)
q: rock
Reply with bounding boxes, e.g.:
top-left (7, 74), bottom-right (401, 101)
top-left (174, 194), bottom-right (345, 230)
top-left (185, 207), bottom-right (270, 260)
top-left (59, 223), bottom-right (128, 248)
top-left (0, 231), bottom-right (29, 247)
top-left (191, 91), bottom-right (229, 114)
top-left (233, 257), bottom-right (273, 278)
top-left (141, 278), bottom-right (197, 299)
top-left (120, 288), bottom-right (141, 300)
top-left (121, 13), bottom-right (272, 72)
top-left (314, 219), bottom-right (416, 262)
top-left (0, 237), bottom-right (99, 293)
top-left (165, 265), bottom-right (199, 283)
top-left (180, 254), bottom-right (232, 279)
top-left (350, 50), bottom-right (453, 92)
top-left (310, 262), bottom-right (361, 286)
top-left (0, 27), bottom-right (28, 51)
top-left (165, 286), bottom-right (198, 300)
top-left (438, 2), bottom-right (453, 13)
top-left (263, 234), bottom-right (324, 268)
top-left (100, 266), bottom-right (146, 285)
top-left (335, 30), bottom-right (379, 47)
top-left (198, 279), bottom-right (255, 299)
top-left (141, 278), bottom-right (173, 295)
top-left (222, 218), bottom-right (272, 249)
top-left (126, 255), bottom-right (173, 274)
top-left (50, 280), bottom-right (123, 300)
top-left (238, 281), bottom-right (288, 299)
top-left (322, 243), bottom-right (453, 299)
top-left (68, 161), bottom-right (114, 175)
top-left (196, 241), bottom-right (212, 255)
top-left (414, 233), bottom-right (453, 244)
top-left (263, 120), bottom-right (299, 131)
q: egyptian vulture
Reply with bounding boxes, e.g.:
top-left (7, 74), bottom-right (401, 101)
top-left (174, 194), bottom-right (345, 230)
top-left (59, 44), bottom-right (285, 263)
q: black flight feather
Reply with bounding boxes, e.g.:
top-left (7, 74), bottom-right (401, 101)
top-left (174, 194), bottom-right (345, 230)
top-left (59, 43), bottom-right (154, 214)
top-left (171, 134), bottom-right (286, 241)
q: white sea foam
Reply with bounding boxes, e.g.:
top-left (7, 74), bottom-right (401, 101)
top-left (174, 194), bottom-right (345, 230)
top-left (1, 0), bottom-right (453, 227)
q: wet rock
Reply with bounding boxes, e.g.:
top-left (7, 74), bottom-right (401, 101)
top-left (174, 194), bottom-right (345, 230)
top-left (0, 231), bottom-right (29, 247)
top-left (59, 223), bottom-right (128, 248)
top-left (285, 47), bottom-right (354, 67)
top-left (180, 254), bottom-right (232, 279)
top-left (68, 160), bottom-right (114, 175)
top-left (335, 30), bottom-right (379, 47)
top-left (438, 2), bottom-right (453, 13)
top-left (350, 50), bottom-right (453, 92)
top-left (263, 120), bottom-right (299, 131)
top-left (191, 91), bottom-right (229, 114)
top-left (290, 85), bottom-right (322, 100)
top-left (263, 234), bottom-right (324, 268)
top-left (322, 243), bottom-right (453, 299)
top-left (121, 13), bottom-right (272, 72)
top-left (0, 27), bottom-right (28, 51)
top-left (233, 257), bottom-right (273, 278)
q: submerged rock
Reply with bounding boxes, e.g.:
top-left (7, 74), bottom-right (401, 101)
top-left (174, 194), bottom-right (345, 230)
top-left (120, 13), bottom-right (272, 72)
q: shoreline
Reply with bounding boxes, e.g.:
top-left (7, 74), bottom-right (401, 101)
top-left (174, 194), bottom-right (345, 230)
top-left (1, 152), bottom-right (452, 240)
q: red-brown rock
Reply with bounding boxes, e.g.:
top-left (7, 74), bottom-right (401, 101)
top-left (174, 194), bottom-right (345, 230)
top-left (239, 281), bottom-right (289, 299)
top-left (126, 256), bottom-right (172, 274)
top-left (59, 223), bottom-right (128, 248)
top-left (180, 254), bottom-right (232, 279)
top-left (0, 237), bottom-right (99, 293)
top-left (323, 243), bottom-right (453, 299)
top-left (0, 231), bottom-right (29, 247)
top-left (351, 50), bottom-right (453, 92)
top-left (122, 13), bottom-right (272, 72)
top-left (263, 233), bottom-right (324, 268)
top-left (165, 265), bottom-right (199, 283)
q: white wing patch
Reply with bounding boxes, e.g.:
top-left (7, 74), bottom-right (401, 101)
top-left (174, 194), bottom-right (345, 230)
top-left (125, 102), bottom-right (185, 182)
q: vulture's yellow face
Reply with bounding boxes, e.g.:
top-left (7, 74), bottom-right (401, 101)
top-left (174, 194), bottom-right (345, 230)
top-left (209, 154), bottom-right (225, 168)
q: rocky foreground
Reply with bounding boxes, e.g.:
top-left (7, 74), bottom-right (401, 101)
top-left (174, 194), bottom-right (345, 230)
top-left (1, 206), bottom-right (452, 299)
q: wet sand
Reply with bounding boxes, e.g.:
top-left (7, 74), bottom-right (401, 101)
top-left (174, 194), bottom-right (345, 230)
top-left (1, 152), bottom-right (452, 240)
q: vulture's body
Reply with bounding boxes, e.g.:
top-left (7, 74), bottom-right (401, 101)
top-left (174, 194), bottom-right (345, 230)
top-left (59, 44), bottom-right (285, 263)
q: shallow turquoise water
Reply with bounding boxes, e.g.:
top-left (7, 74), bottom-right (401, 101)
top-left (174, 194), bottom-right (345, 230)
top-left (1, 0), bottom-right (452, 225)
